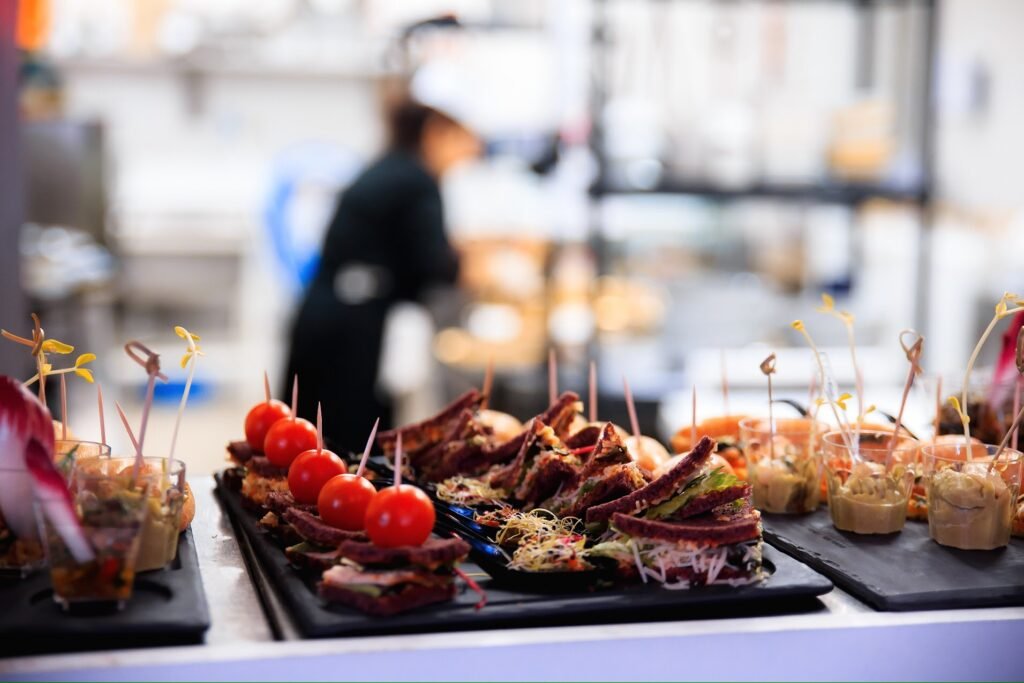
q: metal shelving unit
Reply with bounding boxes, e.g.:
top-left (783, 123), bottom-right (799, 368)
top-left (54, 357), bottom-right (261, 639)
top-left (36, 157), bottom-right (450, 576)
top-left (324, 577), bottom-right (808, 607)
top-left (585, 0), bottom-right (940, 430)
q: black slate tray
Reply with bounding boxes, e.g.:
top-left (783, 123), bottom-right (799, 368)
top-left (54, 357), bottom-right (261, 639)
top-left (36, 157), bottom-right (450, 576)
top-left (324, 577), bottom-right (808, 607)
top-left (0, 529), bottom-right (211, 657)
top-left (763, 509), bottom-right (1024, 611)
top-left (215, 472), bottom-right (832, 639)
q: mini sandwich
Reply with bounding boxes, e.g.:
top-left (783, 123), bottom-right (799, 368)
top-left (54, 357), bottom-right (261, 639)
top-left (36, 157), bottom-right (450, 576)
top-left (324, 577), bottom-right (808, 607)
top-left (587, 436), bottom-right (763, 588)
top-left (283, 508), bottom-right (368, 571)
top-left (378, 391), bottom-right (582, 483)
top-left (258, 491), bottom-right (318, 544)
top-left (239, 455), bottom-right (290, 511)
top-left (319, 537), bottom-right (470, 616)
top-left (546, 423), bottom-right (648, 518)
top-left (671, 416), bottom-right (749, 481)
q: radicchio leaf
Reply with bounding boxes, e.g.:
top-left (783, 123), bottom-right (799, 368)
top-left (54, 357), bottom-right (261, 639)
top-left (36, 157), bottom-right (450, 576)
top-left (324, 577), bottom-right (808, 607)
top-left (0, 376), bottom-right (55, 541)
top-left (24, 439), bottom-right (94, 563)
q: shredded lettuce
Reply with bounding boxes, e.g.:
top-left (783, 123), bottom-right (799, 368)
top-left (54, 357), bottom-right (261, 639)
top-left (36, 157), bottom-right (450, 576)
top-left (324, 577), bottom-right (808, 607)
top-left (645, 467), bottom-right (739, 520)
top-left (340, 583), bottom-right (384, 598)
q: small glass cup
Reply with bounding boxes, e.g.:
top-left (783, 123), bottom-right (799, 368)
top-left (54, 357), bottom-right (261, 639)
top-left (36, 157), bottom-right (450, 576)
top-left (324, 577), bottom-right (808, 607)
top-left (920, 441), bottom-right (1022, 550)
top-left (822, 430), bottom-right (917, 534)
top-left (53, 440), bottom-right (112, 479)
top-left (0, 467), bottom-right (47, 577)
top-left (739, 417), bottom-right (828, 514)
top-left (37, 459), bottom-right (148, 610)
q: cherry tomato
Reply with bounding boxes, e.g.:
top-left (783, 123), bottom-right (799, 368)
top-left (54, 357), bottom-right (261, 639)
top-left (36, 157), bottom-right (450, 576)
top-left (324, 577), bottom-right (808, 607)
top-left (364, 485), bottom-right (435, 548)
top-left (245, 399), bottom-right (291, 451)
top-left (318, 473), bottom-right (377, 531)
top-left (264, 417), bottom-right (317, 468)
top-left (288, 449), bottom-right (348, 504)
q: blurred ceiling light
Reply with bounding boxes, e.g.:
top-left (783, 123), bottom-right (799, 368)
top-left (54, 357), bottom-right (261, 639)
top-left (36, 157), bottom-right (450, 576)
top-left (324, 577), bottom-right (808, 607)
top-left (434, 327), bottom-right (473, 364)
top-left (548, 302), bottom-right (595, 347)
top-left (466, 303), bottom-right (522, 343)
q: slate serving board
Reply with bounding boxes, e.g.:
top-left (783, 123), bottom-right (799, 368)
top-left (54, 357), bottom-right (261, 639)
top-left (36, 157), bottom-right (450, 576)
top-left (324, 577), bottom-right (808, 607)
top-left (0, 529), bottom-right (211, 657)
top-left (215, 472), bottom-right (833, 639)
top-left (763, 509), bottom-right (1024, 611)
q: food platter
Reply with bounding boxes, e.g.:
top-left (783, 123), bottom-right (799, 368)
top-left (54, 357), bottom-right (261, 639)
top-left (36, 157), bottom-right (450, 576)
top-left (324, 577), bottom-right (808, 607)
top-left (215, 472), bottom-right (832, 639)
top-left (763, 510), bottom-right (1024, 611)
top-left (0, 530), bottom-right (210, 657)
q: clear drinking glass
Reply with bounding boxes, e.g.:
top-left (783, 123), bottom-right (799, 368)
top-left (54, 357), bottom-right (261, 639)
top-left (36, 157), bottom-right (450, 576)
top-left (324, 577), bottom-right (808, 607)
top-left (53, 440), bottom-right (112, 479)
top-left (921, 442), bottom-right (1022, 550)
top-left (37, 459), bottom-right (148, 610)
top-left (739, 417), bottom-right (828, 514)
top-left (822, 430), bottom-right (917, 534)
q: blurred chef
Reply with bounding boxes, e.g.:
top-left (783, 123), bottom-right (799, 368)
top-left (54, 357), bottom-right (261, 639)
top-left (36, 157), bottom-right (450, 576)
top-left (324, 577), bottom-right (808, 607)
top-left (284, 69), bottom-right (481, 451)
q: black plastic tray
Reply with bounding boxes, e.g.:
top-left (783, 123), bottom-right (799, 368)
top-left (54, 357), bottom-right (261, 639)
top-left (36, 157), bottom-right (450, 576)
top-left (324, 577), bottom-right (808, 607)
top-left (0, 529), bottom-right (211, 657)
top-left (215, 472), bottom-right (832, 639)
top-left (763, 509), bottom-right (1024, 611)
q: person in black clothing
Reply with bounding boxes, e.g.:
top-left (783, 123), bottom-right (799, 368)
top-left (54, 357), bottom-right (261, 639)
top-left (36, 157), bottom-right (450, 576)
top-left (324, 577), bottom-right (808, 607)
top-left (284, 101), bottom-right (480, 451)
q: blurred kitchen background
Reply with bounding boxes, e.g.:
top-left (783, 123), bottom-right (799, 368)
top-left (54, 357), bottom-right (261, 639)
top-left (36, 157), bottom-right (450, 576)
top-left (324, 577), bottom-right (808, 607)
top-left (2, 0), bottom-right (1023, 473)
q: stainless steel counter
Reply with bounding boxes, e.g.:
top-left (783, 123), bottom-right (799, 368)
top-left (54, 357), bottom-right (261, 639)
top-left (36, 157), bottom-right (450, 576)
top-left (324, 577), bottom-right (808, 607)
top-left (2, 479), bottom-right (1022, 681)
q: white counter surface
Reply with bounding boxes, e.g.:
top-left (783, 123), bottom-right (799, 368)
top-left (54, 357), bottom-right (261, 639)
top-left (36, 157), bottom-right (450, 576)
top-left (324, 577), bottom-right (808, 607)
top-left (2, 480), bottom-right (1022, 682)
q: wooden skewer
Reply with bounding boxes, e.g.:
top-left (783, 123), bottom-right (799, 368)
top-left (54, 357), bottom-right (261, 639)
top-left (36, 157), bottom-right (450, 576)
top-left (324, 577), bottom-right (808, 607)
top-left (548, 349), bottom-right (557, 406)
top-left (481, 357), bottom-right (494, 411)
top-left (760, 354), bottom-right (777, 461)
top-left (97, 383), bottom-right (106, 445)
top-left (618, 376), bottom-right (643, 462)
top-left (115, 401), bottom-right (139, 452)
top-left (264, 370), bottom-right (272, 403)
top-left (1013, 377), bottom-right (1021, 453)
top-left (60, 374), bottom-right (68, 441)
top-left (356, 417), bottom-right (380, 478)
top-left (933, 376), bottom-right (943, 446)
top-left (124, 341), bottom-right (166, 482)
top-left (588, 361), bottom-right (597, 424)
top-left (395, 432), bottom-right (404, 488)
top-left (291, 375), bottom-right (299, 421)
top-left (720, 349), bottom-right (730, 416)
top-left (690, 385), bottom-right (697, 447)
top-left (886, 331), bottom-right (923, 468)
top-left (316, 402), bottom-right (323, 456)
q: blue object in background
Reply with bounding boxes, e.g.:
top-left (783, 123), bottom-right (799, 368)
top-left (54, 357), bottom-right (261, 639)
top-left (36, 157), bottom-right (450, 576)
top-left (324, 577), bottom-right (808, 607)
top-left (264, 142), bottom-right (363, 292)
top-left (151, 379), bottom-right (213, 405)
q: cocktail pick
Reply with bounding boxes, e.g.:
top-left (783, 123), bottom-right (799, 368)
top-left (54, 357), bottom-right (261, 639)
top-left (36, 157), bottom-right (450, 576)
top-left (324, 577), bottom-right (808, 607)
top-left (2, 313), bottom-right (77, 403)
top-left (264, 370), bottom-right (272, 403)
top-left (760, 353), bottom-right (778, 460)
top-left (124, 340), bottom-right (168, 481)
top-left (481, 357), bottom-right (494, 411)
top-left (886, 329), bottom-right (924, 467)
top-left (59, 375), bottom-right (68, 441)
top-left (720, 349), bottom-right (730, 416)
top-left (548, 349), bottom-right (557, 406)
top-left (589, 361), bottom-right (597, 423)
top-left (933, 376), bottom-right (943, 446)
top-left (168, 326), bottom-right (203, 471)
top-left (1013, 377), bottom-right (1021, 453)
top-left (355, 417), bottom-right (380, 478)
top-left (959, 293), bottom-right (1024, 453)
top-left (622, 375), bottom-right (644, 460)
top-left (97, 383), bottom-right (106, 445)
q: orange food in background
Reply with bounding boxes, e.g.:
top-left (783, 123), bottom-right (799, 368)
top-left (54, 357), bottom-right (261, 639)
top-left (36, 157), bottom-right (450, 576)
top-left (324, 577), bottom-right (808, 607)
top-left (672, 415), bottom-right (748, 480)
top-left (16, 0), bottom-right (49, 51)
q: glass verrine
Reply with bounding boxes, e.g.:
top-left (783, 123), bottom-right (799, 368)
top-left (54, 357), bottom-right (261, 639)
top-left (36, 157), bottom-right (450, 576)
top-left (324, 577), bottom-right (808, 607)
top-left (921, 442), bottom-right (1022, 550)
top-left (0, 466), bottom-right (46, 577)
top-left (739, 417), bottom-right (828, 514)
top-left (37, 458), bottom-right (148, 609)
top-left (822, 430), bottom-right (917, 534)
top-left (53, 440), bottom-right (112, 480)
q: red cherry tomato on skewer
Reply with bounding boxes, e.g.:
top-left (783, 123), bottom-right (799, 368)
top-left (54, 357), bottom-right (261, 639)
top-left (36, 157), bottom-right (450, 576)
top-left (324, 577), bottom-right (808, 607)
top-left (364, 485), bottom-right (435, 548)
top-left (264, 417), bottom-right (317, 468)
top-left (318, 473), bottom-right (378, 531)
top-left (288, 448), bottom-right (347, 504)
top-left (244, 399), bottom-right (291, 451)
